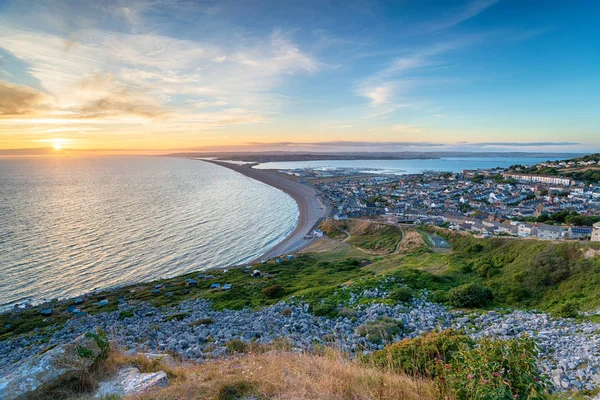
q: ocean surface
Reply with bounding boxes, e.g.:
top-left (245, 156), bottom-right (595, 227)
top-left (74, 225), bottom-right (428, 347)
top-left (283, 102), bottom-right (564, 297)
top-left (0, 157), bottom-right (298, 310)
top-left (254, 157), bottom-right (563, 174)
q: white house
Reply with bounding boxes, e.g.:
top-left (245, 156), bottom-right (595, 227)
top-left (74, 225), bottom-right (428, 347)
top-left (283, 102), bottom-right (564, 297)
top-left (592, 222), bottom-right (600, 242)
top-left (536, 224), bottom-right (565, 240)
top-left (518, 223), bottom-right (537, 237)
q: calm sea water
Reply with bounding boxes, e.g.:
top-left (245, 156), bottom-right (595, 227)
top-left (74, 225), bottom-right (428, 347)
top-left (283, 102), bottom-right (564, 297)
top-left (0, 157), bottom-right (297, 310)
top-left (255, 157), bottom-right (563, 174)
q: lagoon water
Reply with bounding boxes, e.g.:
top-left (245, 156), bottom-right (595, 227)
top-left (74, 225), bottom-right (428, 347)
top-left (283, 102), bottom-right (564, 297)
top-left (255, 157), bottom-right (563, 174)
top-left (0, 157), bottom-right (298, 310)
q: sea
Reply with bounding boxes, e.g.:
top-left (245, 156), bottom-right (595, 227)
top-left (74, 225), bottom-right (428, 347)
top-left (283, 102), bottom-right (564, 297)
top-left (253, 156), bottom-right (564, 174)
top-left (0, 157), bottom-right (298, 310)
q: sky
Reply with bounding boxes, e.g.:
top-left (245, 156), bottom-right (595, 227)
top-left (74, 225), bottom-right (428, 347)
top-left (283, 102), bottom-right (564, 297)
top-left (0, 0), bottom-right (599, 153)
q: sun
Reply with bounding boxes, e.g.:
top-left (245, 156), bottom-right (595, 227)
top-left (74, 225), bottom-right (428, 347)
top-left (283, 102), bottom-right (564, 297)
top-left (51, 138), bottom-right (66, 150)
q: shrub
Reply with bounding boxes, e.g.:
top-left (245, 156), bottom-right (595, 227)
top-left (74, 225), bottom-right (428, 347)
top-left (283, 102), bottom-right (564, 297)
top-left (431, 290), bottom-right (448, 304)
top-left (262, 284), bottom-right (284, 298)
top-left (555, 300), bottom-right (580, 318)
top-left (217, 380), bottom-right (258, 400)
top-left (188, 318), bottom-right (214, 327)
top-left (165, 312), bottom-right (190, 322)
top-left (337, 308), bottom-right (358, 319)
top-left (226, 339), bottom-right (247, 353)
top-left (440, 336), bottom-right (547, 399)
top-left (312, 303), bottom-right (337, 317)
top-left (368, 329), bottom-right (473, 377)
top-left (387, 286), bottom-right (414, 303)
top-left (369, 330), bottom-right (549, 399)
top-left (280, 307), bottom-right (293, 317)
top-left (118, 311), bottom-right (134, 320)
top-left (449, 283), bottom-right (492, 308)
top-left (357, 317), bottom-right (403, 344)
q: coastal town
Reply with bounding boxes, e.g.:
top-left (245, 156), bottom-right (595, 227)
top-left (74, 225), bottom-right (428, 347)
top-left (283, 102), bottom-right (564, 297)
top-left (283, 155), bottom-right (600, 242)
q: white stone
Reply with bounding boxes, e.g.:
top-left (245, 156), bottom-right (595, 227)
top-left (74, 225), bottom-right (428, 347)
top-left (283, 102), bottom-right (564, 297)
top-left (95, 367), bottom-right (168, 397)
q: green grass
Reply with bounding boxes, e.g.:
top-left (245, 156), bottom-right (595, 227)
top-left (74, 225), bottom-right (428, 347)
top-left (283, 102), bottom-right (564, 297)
top-left (346, 225), bottom-right (402, 253)
top-left (3, 229), bottom-right (600, 341)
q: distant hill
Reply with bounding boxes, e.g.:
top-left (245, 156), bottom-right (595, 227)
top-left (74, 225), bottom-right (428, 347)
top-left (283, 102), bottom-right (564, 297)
top-left (508, 153), bottom-right (600, 184)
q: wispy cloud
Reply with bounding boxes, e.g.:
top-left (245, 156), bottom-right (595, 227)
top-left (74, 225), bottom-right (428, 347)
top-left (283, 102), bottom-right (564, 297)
top-left (410, 0), bottom-right (501, 34)
top-left (391, 124), bottom-right (423, 133)
top-left (469, 141), bottom-right (581, 147)
top-left (0, 80), bottom-right (49, 116)
top-left (0, 2), bottom-right (319, 147)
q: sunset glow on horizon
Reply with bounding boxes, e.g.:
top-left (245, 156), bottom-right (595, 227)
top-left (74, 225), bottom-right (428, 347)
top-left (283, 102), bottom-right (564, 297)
top-left (0, 0), bottom-right (599, 154)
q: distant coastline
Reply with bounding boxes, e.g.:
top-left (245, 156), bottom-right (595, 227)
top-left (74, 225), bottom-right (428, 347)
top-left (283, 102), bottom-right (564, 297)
top-left (197, 159), bottom-right (327, 261)
top-left (166, 151), bottom-right (584, 164)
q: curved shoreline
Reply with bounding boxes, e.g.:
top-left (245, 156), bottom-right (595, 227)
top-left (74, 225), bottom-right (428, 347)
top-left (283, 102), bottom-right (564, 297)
top-left (198, 159), bottom-right (327, 261)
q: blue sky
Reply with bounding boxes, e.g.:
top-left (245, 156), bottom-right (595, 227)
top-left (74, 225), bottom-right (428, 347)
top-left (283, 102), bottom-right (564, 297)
top-left (0, 0), bottom-right (598, 152)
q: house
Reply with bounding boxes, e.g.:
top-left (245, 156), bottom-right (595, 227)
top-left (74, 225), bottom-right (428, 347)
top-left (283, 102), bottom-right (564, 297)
top-left (210, 283), bottom-right (221, 289)
top-left (518, 223), bottom-right (537, 237)
top-left (40, 309), bottom-right (52, 316)
top-left (252, 269), bottom-right (261, 277)
top-left (568, 226), bottom-right (593, 239)
top-left (222, 284), bottom-right (232, 291)
top-left (536, 224), bottom-right (565, 240)
top-left (592, 222), bottom-right (600, 242)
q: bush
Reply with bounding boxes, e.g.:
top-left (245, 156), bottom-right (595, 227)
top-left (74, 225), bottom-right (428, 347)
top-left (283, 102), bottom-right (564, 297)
top-left (357, 317), bottom-right (403, 344)
top-left (555, 300), bottom-right (580, 318)
top-left (369, 330), bottom-right (549, 399)
top-left (311, 303), bottom-right (337, 317)
top-left (387, 286), bottom-right (414, 303)
top-left (280, 307), bottom-right (293, 317)
top-left (440, 336), bottom-right (547, 399)
top-left (368, 329), bottom-right (473, 377)
top-left (188, 318), bottom-right (214, 327)
top-left (431, 290), bottom-right (448, 304)
top-left (217, 380), bottom-right (258, 400)
top-left (449, 283), bottom-right (493, 308)
top-left (165, 312), bottom-right (189, 321)
top-left (262, 285), bottom-right (284, 298)
top-left (118, 310), bottom-right (134, 319)
top-left (337, 308), bottom-right (358, 319)
top-left (226, 339), bottom-right (247, 353)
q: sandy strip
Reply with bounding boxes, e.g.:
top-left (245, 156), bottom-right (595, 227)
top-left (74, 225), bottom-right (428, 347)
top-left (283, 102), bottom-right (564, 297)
top-left (199, 159), bottom-right (327, 261)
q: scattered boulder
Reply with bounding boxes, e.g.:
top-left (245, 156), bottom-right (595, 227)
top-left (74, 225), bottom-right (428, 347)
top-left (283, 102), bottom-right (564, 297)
top-left (94, 367), bottom-right (169, 398)
top-left (0, 329), bottom-right (109, 400)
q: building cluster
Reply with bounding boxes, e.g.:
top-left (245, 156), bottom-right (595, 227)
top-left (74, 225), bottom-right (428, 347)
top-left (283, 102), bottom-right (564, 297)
top-left (530, 159), bottom-right (600, 169)
top-left (303, 168), bottom-right (600, 241)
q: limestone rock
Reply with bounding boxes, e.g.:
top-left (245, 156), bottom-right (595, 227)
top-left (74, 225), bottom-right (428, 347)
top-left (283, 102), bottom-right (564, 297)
top-left (0, 330), bottom-right (109, 400)
top-left (94, 367), bottom-right (169, 397)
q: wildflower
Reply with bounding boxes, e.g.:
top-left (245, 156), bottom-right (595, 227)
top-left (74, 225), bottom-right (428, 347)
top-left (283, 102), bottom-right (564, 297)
top-left (467, 374), bottom-right (473, 380)
top-left (445, 364), bottom-right (451, 370)
top-left (493, 371), bottom-right (499, 377)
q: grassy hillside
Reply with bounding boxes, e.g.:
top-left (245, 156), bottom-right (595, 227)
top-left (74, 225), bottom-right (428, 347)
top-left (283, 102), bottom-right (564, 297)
top-left (367, 229), bottom-right (600, 315)
top-left (320, 219), bottom-right (403, 254)
top-left (4, 224), bottom-right (600, 341)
